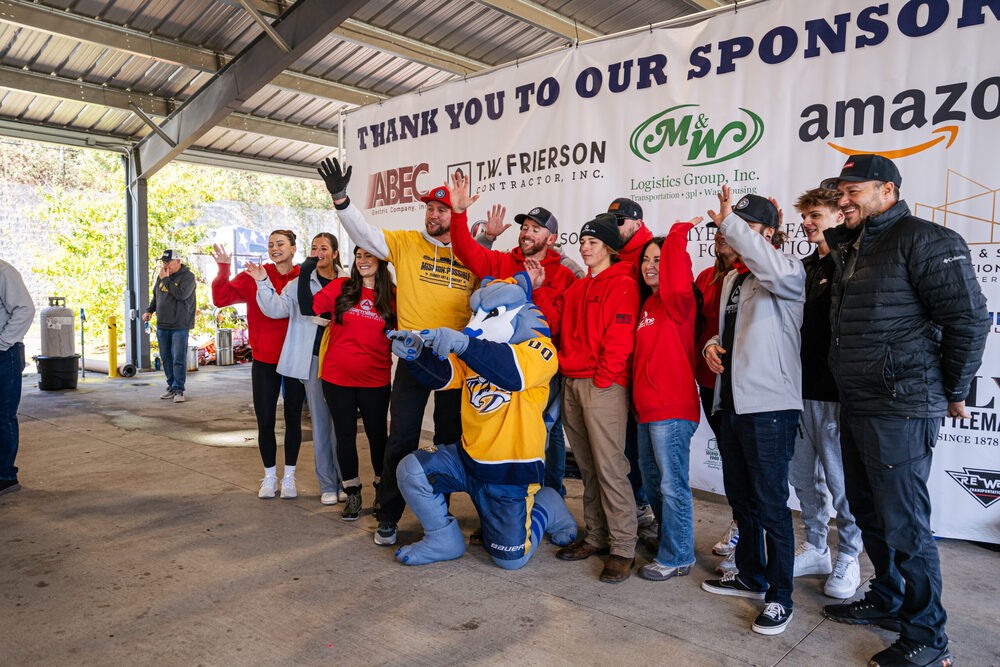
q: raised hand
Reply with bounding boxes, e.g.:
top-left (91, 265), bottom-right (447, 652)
top-left (245, 261), bottom-right (267, 281)
top-left (524, 257), bottom-right (546, 289)
top-left (387, 330), bottom-right (424, 361)
top-left (210, 243), bottom-right (232, 265)
top-left (447, 170), bottom-right (480, 213)
top-left (707, 184), bottom-right (733, 227)
top-left (768, 196), bottom-right (784, 227)
top-left (483, 203), bottom-right (510, 240)
top-left (317, 157), bottom-right (352, 201)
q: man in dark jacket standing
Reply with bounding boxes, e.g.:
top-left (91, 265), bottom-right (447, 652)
top-left (144, 249), bottom-right (197, 403)
top-left (821, 155), bottom-right (988, 667)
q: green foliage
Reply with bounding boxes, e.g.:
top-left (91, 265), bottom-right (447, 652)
top-left (20, 141), bottom-right (333, 347)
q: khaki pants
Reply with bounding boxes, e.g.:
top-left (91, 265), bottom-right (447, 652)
top-left (561, 377), bottom-right (637, 558)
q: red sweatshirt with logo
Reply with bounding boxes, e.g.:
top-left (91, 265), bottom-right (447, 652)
top-left (212, 263), bottom-right (299, 365)
top-left (312, 279), bottom-right (393, 387)
top-left (541, 260), bottom-right (639, 388)
top-left (632, 222), bottom-right (701, 424)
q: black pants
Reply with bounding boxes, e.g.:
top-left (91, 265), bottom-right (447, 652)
top-left (840, 407), bottom-right (947, 648)
top-left (322, 381), bottom-right (391, 483)
top-left (251, 360), bottom-right (305, 468)
top-left (376, 361), bottom-right (462, 524)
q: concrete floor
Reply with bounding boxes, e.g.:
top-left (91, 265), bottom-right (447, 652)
top-left (4, 364), bottom-right (999, 666)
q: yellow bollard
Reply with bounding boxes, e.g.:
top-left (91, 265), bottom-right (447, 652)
top-left (107, 316), bottom-right (120, 378)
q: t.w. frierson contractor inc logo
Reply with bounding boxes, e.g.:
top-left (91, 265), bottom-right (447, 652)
top-left (946, 467), bottom-right (1000, 508)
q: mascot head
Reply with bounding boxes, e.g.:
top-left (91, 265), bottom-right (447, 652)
top-left (462, 272), bottom-right (549, 344)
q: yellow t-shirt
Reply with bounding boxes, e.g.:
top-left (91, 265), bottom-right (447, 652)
top-left (383, 230), bottom-right (477, 331)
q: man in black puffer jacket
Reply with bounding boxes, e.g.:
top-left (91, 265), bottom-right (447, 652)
top-left (819, 154), bottom-right (988, 667)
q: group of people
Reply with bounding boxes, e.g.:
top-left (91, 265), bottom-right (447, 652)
top-left (159, 151), bottom-right (984, 667)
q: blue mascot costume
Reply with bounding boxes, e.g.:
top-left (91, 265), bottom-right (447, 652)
top-left (387, 272), bottom-right (577, 569)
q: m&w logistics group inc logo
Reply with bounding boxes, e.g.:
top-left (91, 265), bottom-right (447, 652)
top-left (946, 467), bottom-right (1000, 508)
top-left (629, 103), bottom-right (764, 167)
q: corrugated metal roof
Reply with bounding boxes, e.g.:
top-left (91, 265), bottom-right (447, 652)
top-left (0, 0), bottom-right (732, 175)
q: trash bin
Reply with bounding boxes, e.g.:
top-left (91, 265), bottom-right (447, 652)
top-left (216, 328), bottom-right (234, 366)
top-left (186, 346), bottom-right (199, 372)
top-left (34, 355), bottom-right (81, 390)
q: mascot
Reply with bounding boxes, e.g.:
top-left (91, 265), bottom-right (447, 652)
top-left (387, 272), bottom-right (577, 569)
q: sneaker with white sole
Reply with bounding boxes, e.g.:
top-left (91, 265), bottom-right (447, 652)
top-left (701, 571), bottom-right (766, 599)
top-left (338, 488), bottom-right (349, 503)
top-left (752, 602), bottom-right (793, 635)
top-left (638, 562), bottom-right (691, 582)
top-left (715, 552), bottom-right (737, 574)
top-left (636, 504), bottom-right (656, 528)
top-left (374, 521), bottom-right (397, 545)
top-left (824, 553), bottom-right (861, 599)
top-left (172, 392), bottom-right (186, 403)
top-left (160, 390), bottom-right (174, 399)
top-left (342, 489), bottom-right (362, 521)
top-left (320, 492), bottom-right (339, 506)
top-left (280, 477), bottom-right (297, 499)
top-left (258, 477), bottom-right (278, 499)
top-left (793, 542), bottom-right (832, 576)
top-left (713, 521), bottom-right (739, 556)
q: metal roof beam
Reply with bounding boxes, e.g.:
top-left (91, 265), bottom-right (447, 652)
top-left (473, 0), bottom-right (603, 42)
top-left (0, 65), bottom-right (340, 147)
top-left (0, 0), bottom-right (384, 107)
top-left (683, 0), bottom-right (734, 10)
top-left (132, 0), bottom-right (367, 180)
top-left (337, 19), bottom-right (486, 75)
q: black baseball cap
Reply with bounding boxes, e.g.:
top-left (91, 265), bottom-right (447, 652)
top-left (821, 154), bottom-right (902, 190)
top-left (580, 213), bottom-right (622, 251)
top-left (707, 194), bottom-right (779, 229)
top-left (607, 198), bottom-right (642, 222)
top-left (514, 206), bottom-right (558, 235)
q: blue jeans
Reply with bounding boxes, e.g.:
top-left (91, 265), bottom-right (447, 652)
top-left (718, 409), bottom-right (799, 608)
top-left (156, 328), bottom-right (189, 393)
top-left (637, 418), bottom-right (699, 567)
top-left (0, 342), bottom-right (25, 480)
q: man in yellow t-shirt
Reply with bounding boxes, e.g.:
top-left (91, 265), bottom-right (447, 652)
top-left (318, 158), bottom-right (478, 546)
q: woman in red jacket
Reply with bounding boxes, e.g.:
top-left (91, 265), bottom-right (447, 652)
top-left (309, 246), bottom-right (396, 521)
top-left (211, 230), bottom-right (301, 500)
top-left (551, 213), bottom-right (640, 584)
top-left (631, 221), bottom-right (702, 582)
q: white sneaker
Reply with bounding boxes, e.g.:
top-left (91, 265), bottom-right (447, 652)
top-left (636, 504), bottom-right (656, 528)
top-left (713, 521), bottom-right (739, 556)
top-left (824, 553), bottom-right (861, 599)
top-left (320, 492), bottom-right (339, 505)
top-left (258, 477), bottom-right (277, 499)
top-left (160, 390), bottom-right (174, 399)
top-left (280, 476), bottom-right (297, 499)
top-left (715, 552), bottom-right (737, 574)
top-left (172, 392), bottom-right (186, 403)
top-left (793, 542), bottom-right (832, 577)
top-left (337, 488), bottom-right (349, 503)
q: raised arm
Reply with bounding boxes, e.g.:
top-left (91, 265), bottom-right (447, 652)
top-left (317, 157), bottom-right (390, 260)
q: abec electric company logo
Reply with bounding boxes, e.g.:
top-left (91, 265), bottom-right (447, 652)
top-left (629, 104), bottom-right (764, 166)
top-left (946, 467), bottom-right (1000, 508)
top-left (799, 77), bottom-right (999, 159)
top-left (366, 162), bottom-right (429, 209)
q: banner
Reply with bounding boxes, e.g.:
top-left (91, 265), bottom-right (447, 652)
top-left (343, 0), bottom-right (1000, 543)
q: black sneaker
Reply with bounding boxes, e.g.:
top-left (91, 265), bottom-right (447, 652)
top-left (374, 521), bottom-right (397, 546)
top-left (752, 602), bottom-right (794, 635)
top-left (824, 597), bottom-right (902, 632)
top-left (341, 488), bottom-right (362, 522)
top-left (869, 638), bottom-right (954, 667)
top-left (701, 571), bottom-right (766, 599)
top-left (0, 479), bottom-right (21, 496)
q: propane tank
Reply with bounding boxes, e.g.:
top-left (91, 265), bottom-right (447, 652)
top-left (40, 296), bottom-right (76, 357)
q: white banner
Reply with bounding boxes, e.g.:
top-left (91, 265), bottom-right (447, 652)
top-left (343, 0), bottom-right (1000, 543)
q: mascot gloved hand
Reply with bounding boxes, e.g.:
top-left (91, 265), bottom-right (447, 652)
top-left (393, 272), bottom-right (577, 569)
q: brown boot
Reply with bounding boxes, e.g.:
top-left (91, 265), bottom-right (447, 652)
top-left (556, 540), bottom-right (610, 561)
top-left (599, 555), bottom-right (635, 583)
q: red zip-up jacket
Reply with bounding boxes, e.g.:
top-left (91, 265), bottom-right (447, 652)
top-left (632, 222), bottom-right (700, 423)
top-left (619, 224), bottom-right (653, 268)
top-left (449, 214), bottom-right (577, 332)
top-left (212, 263), bottom-right (299, 365)
top-left (694, 264), bottom-right (727, 389)
top-left (543, 260), bottom-right (639, 388)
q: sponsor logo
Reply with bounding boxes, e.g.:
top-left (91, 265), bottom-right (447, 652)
top-left (946, 467), bottom-right (1000, 508)
top-left (359, 298), bottom-right (374, 311)
top-left (799, 77), bottom-right (1000, 159)
top-left (629, 104), bottom-right (764, 166)
top-left (365, 162), bottom-right (429, 208)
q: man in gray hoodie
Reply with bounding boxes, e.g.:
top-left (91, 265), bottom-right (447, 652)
top-left (0, 259), bottom-right (34, 495)
top-left (143, 249), bottom-right (197, 403)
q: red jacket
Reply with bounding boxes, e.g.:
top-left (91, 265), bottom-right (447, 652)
top-left (694, 263), bottom-right (727, 389)
top-left (619, 224), bottom-right (653, 268)
top-left (544, 260), bottom-right (639, 388)
top-left (450, 214), bottom-right (577, 331)
top-left (632, 222), bottom-right (700, 423)
top-left (212, 263), bottom-right (299, 365)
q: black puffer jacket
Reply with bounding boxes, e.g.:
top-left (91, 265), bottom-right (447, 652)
top-left (800, 250), bottom-right (838, 403)
top-left (825, 200), bottom-right (988, 417)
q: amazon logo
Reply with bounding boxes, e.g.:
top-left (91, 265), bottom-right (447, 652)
top-left (799, 76), bottom-right (999, 158)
